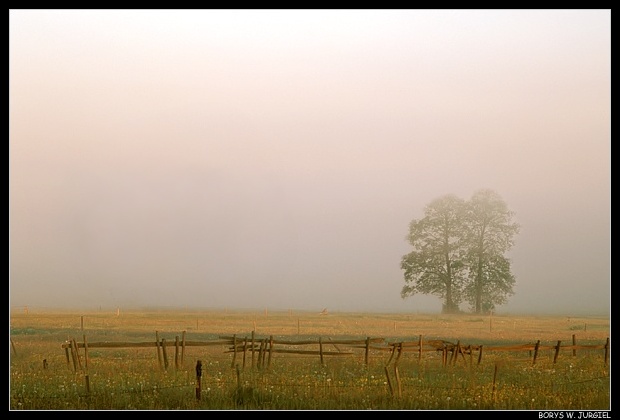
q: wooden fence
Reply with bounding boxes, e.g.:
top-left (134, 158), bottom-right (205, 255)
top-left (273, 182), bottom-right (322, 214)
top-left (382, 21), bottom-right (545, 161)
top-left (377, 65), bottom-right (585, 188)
top-left (60, 331), bottom-right (609, 373)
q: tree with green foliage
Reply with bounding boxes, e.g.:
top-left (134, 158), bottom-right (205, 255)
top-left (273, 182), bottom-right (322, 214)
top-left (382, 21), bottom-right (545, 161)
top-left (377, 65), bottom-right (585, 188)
top-left (462, 189), bottom-right (520, 313)
top-left (400, 194), bottom-right (468, 314)
top-left (401, 189), bottom-right (519, 314)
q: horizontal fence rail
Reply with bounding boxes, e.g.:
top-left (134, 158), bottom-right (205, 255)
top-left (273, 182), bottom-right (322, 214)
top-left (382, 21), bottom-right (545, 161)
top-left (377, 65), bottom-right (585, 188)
top-left (59, 332), bottom-right (609, 374)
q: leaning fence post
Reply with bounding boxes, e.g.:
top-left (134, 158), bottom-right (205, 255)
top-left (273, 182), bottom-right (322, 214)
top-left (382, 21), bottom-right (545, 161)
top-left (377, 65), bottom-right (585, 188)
top-left (478, 345), bottom-right (483, 365)
top-left (394, 365), bottom-right (402, 398)
top-left (72, 338), bottom-right (83, 371)
top-left (69, 340), bottom-right (77, 372)
top-left (384, 365), bottom-right (394, 397)
top-left (385, 343), bottom-right (396, 367)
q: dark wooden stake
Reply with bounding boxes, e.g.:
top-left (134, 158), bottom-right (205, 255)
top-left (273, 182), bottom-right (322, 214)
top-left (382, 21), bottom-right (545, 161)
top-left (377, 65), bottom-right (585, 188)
top-left (553, 340), bottom-right (561, 364)
top-left (572, 334), bottom-right (577, 357)
top-left (195, 360), bottom-right (202, 400)
top-left (175, 336), bottom-right (180, 370)
top-left (418, 335), bottom-right (423, 363)
top-left (155, 331), bottom-right (163, 371)
top-left (161, 338), bottom-right (169, 370)
top-left (231, 334), bottom-right (237, 368)
top-left (181, 331), bottom-right (186, 366)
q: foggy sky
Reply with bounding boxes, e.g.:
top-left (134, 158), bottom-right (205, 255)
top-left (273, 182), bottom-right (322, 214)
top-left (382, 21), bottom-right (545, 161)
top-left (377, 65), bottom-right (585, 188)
top-left (9, 10), bottom-right (610, 315)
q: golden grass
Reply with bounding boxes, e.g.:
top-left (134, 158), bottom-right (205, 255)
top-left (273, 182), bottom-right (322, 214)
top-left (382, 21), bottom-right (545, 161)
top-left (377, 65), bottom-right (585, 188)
top-left (9, 308), bottom-right (610, 410)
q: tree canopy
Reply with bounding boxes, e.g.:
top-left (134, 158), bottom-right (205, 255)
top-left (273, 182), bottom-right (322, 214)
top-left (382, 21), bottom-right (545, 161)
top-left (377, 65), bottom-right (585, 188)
top-left (401, 189), bottom-right (520, 314)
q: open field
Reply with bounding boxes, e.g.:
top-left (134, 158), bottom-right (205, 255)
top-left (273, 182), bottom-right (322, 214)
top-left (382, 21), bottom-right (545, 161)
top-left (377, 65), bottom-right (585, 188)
top-left (9, 308), bottom-right (610, 410)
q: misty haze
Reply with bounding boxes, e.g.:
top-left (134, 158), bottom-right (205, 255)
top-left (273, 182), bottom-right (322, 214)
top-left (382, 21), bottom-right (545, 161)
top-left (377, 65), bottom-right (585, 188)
top-left (9, 10), bottom-right (610, 316)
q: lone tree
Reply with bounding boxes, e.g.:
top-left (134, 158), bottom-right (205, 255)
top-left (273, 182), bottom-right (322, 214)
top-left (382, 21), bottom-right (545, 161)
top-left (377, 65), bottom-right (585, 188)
top-left (401, 189), bottom-right (520, 314)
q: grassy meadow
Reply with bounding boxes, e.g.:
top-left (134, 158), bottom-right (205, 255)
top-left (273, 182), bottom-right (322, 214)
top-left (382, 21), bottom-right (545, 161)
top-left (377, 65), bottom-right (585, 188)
top-left (9, 308), bottom-right (610, 410)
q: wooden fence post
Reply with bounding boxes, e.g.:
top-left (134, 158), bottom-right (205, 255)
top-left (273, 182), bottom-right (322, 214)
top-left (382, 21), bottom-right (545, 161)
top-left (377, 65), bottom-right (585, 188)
top-left (418, 335), bottom-right (423, 363)
top-left (251, 331), bottom-right (255, 369)
top-left (231, 335), bottom-right (237, 368)
top-left (242, 337), bottom-right (247, 369)
top-left (365, 337), bottom-right (370, 366)
top-left (72, 338), bottom-right (83, 371)
top-left (384, 365), bottom-right (394, 397)
top-left (450, 341), bottom-right (460, 366)
top-left (161, 338), bottom-right (169, 370)
top-left (478, 345), bottom-right (483, 365)
top-left (394, 343), bottom-right (403, 366)
top-left (69, 340), bottom-right (77, 372)
top-left (83, 335), bottom-right (89, 370)
top-left (10, 338), bottom-right (17, 356)
top-left (267, 335), bottom-right (274, 368)
top-left (257, 339), bottom-right (264, 370)
top-left (181, 331), bottom-right (186, 366)
top-left (532, 340), bottom-right (540, 365)
top-left (155, 331), bottom-right (163, 371)
top-left (319, 337), bottom-right (324, 365)
top-left (553, 340), bottom-right (561, 364)
top-left (385, 344), bottom-right (396, 367)
top-left (195, 360), bottom-right (202, 401)
top-left (394, 365), bottom-right (402, 398)
top-left (64, 342), bottom-right (71, 368)
top-left (442, 344), bottom-right (448, 367)
top-left (604, 337), bottom-right (609, 367)
top-left (175, 336), bottom-right (180, 370)
top-left (235, 364), bottom-right (242, 399)
top-left (572, 334), bottom-right (577, 357)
